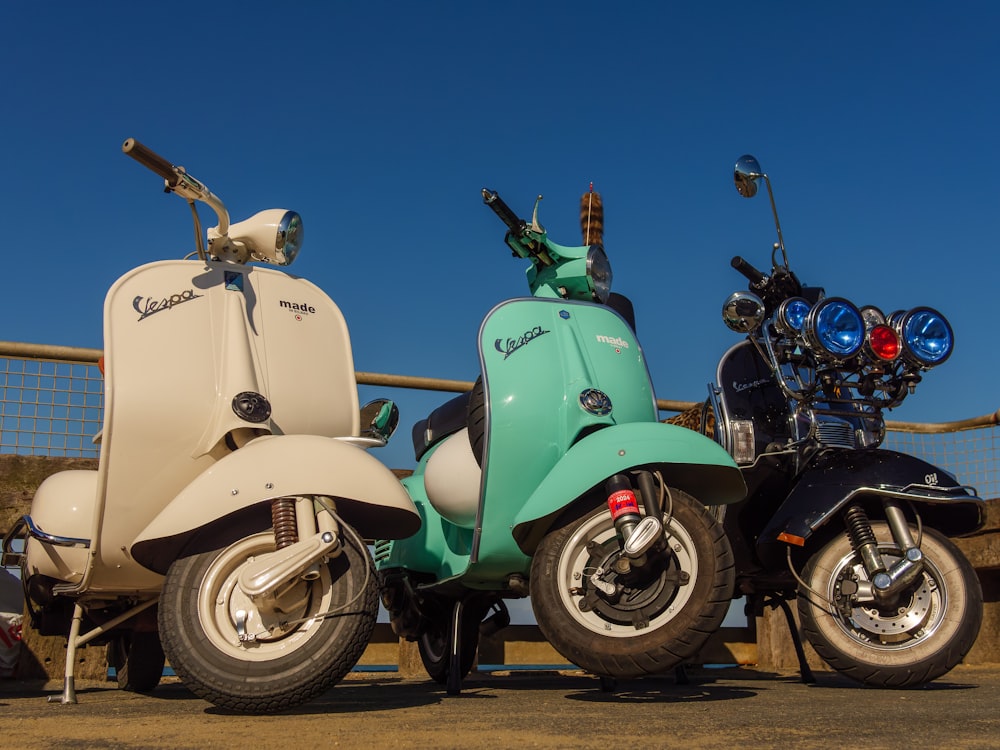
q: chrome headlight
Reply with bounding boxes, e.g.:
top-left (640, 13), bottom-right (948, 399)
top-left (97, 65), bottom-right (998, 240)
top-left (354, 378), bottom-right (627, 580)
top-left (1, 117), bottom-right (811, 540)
top-left (860, 305), bottom-right (886, 329)
top-left (775, 297), bottom-right (811, 335)
top-left (802, 297), bottom-right (864, 361)
top-left (894, 307), bottom-right (953, 368)
top-left (274, 210), bottom-right (304, 266)
top-left (587, 246), bottom-right (613, 303)
top-left (722, 291), bottom-right (765, 333)
top-left (227, 209), bottom-right (304, 266)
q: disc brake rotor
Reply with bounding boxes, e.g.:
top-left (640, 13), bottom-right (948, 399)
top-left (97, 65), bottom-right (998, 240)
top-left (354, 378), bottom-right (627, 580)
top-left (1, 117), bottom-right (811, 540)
top-left (832, 550), bottom-right (945, 647)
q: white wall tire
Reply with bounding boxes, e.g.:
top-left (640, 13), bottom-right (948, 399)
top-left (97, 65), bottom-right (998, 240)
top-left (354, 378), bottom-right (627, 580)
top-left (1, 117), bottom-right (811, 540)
top-left (159, 529), bottom-right (377, 713)
top-left (799, 523), bottom-right (983, 687)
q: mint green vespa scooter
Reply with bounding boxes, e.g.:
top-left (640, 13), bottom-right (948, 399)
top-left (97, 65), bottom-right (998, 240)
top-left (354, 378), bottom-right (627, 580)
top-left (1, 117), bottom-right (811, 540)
top-left (377, 188), bottom-right (745, 693)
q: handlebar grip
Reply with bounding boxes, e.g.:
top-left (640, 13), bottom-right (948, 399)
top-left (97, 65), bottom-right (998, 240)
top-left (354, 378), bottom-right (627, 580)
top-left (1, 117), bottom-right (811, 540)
top-left (122, 138), bottom-right (179, 185)
top-left (731, 255), bottom-right (767, 285)
top-left (482, 188), bottom-right (526, 235)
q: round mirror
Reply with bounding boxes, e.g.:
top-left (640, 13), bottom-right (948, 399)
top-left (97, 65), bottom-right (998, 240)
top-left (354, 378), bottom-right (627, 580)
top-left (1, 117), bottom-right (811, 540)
top-left (722, 290), bottom-right (766, 333)
top-left (734, 155), bottom-right (763, 198)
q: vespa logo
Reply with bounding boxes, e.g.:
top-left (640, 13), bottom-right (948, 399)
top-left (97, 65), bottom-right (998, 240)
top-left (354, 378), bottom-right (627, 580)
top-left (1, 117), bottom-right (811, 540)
top-left (133, 289), bottom-right (202, 321)
top-left (925, 472), bottom-right (939, 486)
top-left (733, 377), bottom-right (772, 392)
top-left (596, 335), bottom-right (629, 350)
top-left (495, 325), bottom-right (550, 359)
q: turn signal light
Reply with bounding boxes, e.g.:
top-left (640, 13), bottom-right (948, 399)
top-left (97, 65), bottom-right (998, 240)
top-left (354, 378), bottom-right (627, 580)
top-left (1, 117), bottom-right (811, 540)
top-left (777, 531), bottom-right (806, 546)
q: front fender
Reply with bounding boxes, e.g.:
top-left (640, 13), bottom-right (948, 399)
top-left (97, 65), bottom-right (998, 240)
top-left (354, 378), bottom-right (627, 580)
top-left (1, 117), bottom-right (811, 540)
top-left (760, 449), bottom-right (984, 546)
top-left (511, 422), bottom-right (745, 552)
top-left (131, 434), bottom-right (419, 573)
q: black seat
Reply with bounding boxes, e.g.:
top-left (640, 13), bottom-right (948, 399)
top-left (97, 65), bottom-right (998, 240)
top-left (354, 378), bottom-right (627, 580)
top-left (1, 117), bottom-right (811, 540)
top-left (411, 391), bottom-right (472, 461)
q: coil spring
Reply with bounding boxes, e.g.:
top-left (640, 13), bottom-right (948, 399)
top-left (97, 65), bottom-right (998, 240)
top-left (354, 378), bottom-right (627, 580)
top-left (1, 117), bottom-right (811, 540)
top-left (843, 504), bottom-right (877, 552)
top-left (271, 497), bottom-right (298, 550)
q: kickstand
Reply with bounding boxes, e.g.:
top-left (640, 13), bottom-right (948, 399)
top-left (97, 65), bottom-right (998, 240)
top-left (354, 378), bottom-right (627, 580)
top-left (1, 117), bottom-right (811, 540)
top-left (446, 599), bottom-right (465, 696)
top-left (765, 594), bottom-right (815, 684)
top-left (48, 602), bottom-right (84, 704)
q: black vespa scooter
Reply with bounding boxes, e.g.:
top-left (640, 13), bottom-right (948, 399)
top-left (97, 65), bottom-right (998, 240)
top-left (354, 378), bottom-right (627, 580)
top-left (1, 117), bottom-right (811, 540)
top-left (677, 155), bottom-right (985, 688)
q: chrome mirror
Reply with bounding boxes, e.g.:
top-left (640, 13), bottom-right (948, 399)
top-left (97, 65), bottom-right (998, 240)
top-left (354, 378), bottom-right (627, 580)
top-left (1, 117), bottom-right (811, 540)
top-left (723, 291), bottom-right (766, 333)
top-left (360, 399), bottom-right (400, 443)
top-left (733, 154), bottom-right (789, 271)
top-left (734, 155), bottom-right (763, 198)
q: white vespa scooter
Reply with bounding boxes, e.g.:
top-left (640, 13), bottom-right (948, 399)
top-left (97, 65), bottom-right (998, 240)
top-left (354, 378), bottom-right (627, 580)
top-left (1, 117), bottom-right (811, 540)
top-left (1, 139), bottom-right (420, 713)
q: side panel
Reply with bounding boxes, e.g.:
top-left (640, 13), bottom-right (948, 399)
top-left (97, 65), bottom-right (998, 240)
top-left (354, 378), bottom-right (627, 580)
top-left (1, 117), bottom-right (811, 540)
top-left (22, 471), bottom-right (98, 585)
top-left (374, 469), bottom-right (475, 580)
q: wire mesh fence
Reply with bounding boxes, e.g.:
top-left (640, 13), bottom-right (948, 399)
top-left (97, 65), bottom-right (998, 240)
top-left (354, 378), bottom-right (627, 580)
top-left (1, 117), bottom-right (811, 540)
top-left (0, 356), bottom-right (104, 458)
top-left (883, 427), bottom-right (999, 501)
top-left (0, 342), bottom-right (997, 498)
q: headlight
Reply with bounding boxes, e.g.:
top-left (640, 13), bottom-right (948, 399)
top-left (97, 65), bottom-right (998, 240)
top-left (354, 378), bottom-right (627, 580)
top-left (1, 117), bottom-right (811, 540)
top-left (274, 210), bottom-right (304, 266)
top-left (226, 209), bottom-right (304, 266)
top-left (722, 291), bottom-right (765, 333)
top-left (894, 307), bottom-right (953, 367)
top-left (587, 246), bottom-right (613, 303)
top-left (864, 323), bottom-right (900, 362)
top-left (860, 305), bottom-right (886, 329)
top-left (802, 297), bottom-right (864, 361)
top-left (775, 297), bottom-right (810, 334)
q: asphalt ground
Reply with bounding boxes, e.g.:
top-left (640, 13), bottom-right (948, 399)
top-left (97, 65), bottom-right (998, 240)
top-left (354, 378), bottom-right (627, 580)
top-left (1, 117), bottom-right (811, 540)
top-left (1, 665), bottom-right (998, 750)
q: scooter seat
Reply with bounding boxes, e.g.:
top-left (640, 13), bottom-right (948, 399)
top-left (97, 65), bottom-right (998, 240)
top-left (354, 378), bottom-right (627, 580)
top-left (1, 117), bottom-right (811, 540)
top-left (412, 390), bottom-right (471, 461)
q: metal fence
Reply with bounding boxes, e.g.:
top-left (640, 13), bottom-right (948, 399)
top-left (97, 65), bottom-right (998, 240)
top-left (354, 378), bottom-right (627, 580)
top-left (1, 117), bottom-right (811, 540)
top-left (0, 346), bottom-right (104, 457)
top-left (1, 341), bottom-right (997, 498)
top-left (884, 427), bottom-right (1000, 501)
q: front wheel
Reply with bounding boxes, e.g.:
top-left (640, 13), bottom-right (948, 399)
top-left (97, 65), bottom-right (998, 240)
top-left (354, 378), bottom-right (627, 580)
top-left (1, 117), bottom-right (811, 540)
top-left (530, 488), bottom-right (734, 678)
top-left (798, 523), bottom-right (983, 687)
top-left (158, 527), bottom-right (377, 713)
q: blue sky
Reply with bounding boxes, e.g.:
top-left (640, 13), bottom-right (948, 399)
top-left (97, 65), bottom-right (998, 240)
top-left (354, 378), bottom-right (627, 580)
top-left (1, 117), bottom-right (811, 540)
top-left (2, 2), bottom-right (998, 471)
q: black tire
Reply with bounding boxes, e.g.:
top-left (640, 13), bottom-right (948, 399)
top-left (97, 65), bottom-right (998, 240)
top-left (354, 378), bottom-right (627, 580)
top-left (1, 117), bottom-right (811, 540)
top-left (417, 606), bottom-right (481, 685)
top-left (106, 631), bottom-right (165, 693)
top-left (158, 528), bottom-right (377, 713)
top-left (798, 523), bottom-right (983, 688)
top-left (530, 489), bottom-right (734, 678)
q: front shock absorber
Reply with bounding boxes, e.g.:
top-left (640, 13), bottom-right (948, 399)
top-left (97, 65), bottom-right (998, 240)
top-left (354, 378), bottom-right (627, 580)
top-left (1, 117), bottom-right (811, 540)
top-left (843, 504), bottom-right (885, 577)
top-left (606, 474), bottom-right (641, 544)
top-left (606, 473), bottom-right (665, 565)
top-left (271, 497), bottom-right (298, 550)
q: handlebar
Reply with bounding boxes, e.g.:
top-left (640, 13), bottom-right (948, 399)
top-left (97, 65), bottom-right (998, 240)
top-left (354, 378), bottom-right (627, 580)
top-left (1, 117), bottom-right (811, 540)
top-left (122, 138), bottom-right (179, 186)
top-left (122, 137), bottom-right (230, 249)
top-left (482, 188), bottom-right (527, 237)
top-left (122, 137), bottom-right (218, 208)
top-left (731, 255), bottom-right (767, 286)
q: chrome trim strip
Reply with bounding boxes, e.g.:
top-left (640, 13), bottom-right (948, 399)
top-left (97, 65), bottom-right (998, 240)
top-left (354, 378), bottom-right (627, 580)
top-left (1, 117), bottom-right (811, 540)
top-left (807, 485), bottom-right (982, 534)
top-left (22, 514), bottom-right (91, 548)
